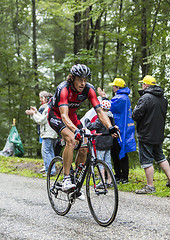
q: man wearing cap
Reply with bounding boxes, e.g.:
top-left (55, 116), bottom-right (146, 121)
top-left (98, 78), bottom-right (136, 184)
top-left (132, 75), bottom-right (170, 193)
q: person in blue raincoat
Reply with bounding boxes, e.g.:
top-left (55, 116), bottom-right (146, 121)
top-left (98, 78), bottom-right (136, 184)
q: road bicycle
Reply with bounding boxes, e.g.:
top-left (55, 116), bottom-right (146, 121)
top-left (47, 131), bottom-right (118, 227)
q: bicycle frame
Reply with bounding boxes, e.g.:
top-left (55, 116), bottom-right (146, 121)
top-left (69, 132), bottom-right (109, 201)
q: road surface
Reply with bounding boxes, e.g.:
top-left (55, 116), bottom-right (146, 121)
top-left (0, 173), bottom-right (169, 240)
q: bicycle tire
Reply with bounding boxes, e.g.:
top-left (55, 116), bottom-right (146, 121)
top-left (86, 159), bottom-right (118, 227)
top-left (47, 156), bottom-right (71, 216)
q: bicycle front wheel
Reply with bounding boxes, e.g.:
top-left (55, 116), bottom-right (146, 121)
top-left (47, 156), bottom-right (71, 216)
top-left (86, 159), bottom-right (118, 227)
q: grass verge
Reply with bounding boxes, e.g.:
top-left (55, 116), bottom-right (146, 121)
top-left (0, 156), bottom-right (169, 197)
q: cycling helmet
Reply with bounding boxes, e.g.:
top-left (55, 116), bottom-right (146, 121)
top-left (70, 64), bottom-right (91, 78)
top-left (101, 100), bottom-right (111, 110)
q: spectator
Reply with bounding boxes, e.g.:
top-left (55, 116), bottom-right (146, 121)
top-left (25, 92), bottom-right (58, 177)
top-left (38, 91), bottom-right (48, 144)
top-left (39, 92), bottom-right (63, 158)
top-left (98, 78), bottom-right (136, 184)
top-left (85, 100), bottom-right (115, 188)
top-left (132, 75), bottom-right (170, 193)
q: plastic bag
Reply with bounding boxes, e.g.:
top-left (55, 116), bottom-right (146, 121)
top-left (0, 136), bottom-right (14, 157)
top-left (8, 126), bottom-right (24, 157)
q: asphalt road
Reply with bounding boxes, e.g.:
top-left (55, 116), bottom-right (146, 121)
top-left (0, 173), bottom-right (169, 240)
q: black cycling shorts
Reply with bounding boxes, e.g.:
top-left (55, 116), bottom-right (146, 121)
top-left (48, 108), bottom-right (83, 135)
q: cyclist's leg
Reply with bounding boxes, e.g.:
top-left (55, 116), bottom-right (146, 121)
top-left (61, 127), bottom-right (75, 175)
top-left (48, 110), bottom-right (76, 189)
top-left (75, 143), bottom-right (87, 168)
top-left (59, 128), bottom-right (76, 190)
top-left (53, 137), bottom-right (63, 156)
top-left (72, 117), bottom-right (87, 168)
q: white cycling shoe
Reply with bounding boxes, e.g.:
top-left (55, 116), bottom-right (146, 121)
top-left (62, 178), bottom-right (76, 191)
top-left (40, 166), bottom-right (45, 173)
top-left (78, 190), bottom-right (85, 201)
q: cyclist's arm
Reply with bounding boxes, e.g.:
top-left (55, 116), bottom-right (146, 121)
top-left (95, 107), bottom-right (118, 138)
top-left (95, 107), bottom-right (113, 129)
top-left (59, 105), bottom-right (77, 133)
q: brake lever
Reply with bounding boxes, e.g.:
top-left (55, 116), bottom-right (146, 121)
top-left (116, 130), bottom-right (122, 142)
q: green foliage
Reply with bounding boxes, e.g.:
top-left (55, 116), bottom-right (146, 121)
top-left (51, 49), bottom-right (97, 73)
top-left (0, 0), bottom-right (169, 157)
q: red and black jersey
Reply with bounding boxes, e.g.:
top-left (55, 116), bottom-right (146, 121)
top-left (49, 81), bottom-right (100, 118)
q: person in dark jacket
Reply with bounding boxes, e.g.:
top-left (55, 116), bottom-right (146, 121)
top-left (132, 75), bottom-right (170, 193)
top-left (85, 100), bottom-right (115, 187)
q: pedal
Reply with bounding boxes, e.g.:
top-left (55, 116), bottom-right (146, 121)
top-left (68, 192), bottom-right (76, 205)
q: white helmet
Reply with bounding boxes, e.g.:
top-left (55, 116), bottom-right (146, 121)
top-left (101, 100), bottom-right (111, 110)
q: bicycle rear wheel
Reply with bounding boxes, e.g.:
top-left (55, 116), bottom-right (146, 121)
top-left (47, 156), bottom-right (71, 216)
top-left (86, 159), bottom-right (118, 227)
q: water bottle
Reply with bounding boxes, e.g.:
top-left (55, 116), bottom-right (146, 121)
top-left (75, 163), bottom-right (84, 181)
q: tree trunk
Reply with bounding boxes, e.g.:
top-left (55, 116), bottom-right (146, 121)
top-left (15, 0), bottom-right (21, 73)
top-left (32, 0), bottom-right (39, 97)
top-left (141, 0), bottom-right (148, 77)
top-left (130, 49), bottom-right (140, 108)
top-left (74, 11), bottom-right (82, 55)
top-left (148, 0), bottom-right (161, 73)
top-left (83, 6), bottom-right (91, 49)
top-left (32, 0), bottom-right (40, 157)
top-left (87, 13), bottom-right (102, 50)
top-left (101, 12), bottom-right (107, 90)
top-left (115, 0), bottom-right (123, 77)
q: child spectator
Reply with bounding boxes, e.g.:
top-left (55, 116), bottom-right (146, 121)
top-left (85, 100), bottom-right (115, 188)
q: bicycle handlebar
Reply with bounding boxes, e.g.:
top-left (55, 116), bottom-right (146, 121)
top-left (74, 130), bottom-right (122, 151)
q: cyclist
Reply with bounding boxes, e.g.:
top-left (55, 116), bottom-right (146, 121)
top-left (48, 64), bottom-right (118, 191)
